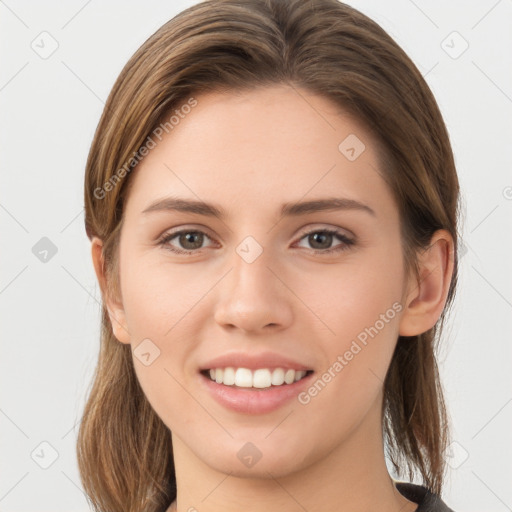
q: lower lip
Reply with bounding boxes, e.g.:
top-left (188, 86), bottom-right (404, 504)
top-left (200, 372), bottom-right (314, 414)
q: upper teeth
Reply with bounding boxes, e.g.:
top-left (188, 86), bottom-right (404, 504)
top-left (208, 368), bottom-right (308, 388)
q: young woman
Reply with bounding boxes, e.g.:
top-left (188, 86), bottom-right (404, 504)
top-left (78, 1), bottom-right (460, 511)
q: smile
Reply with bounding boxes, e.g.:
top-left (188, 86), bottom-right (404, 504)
top-left (203, 367), bottom-right (313, 389)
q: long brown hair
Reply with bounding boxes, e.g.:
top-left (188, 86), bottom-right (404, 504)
top-left (79, 0), bottom-right (460, 510)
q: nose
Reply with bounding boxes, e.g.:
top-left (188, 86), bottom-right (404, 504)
top-left (213, 248), bottom-right (294, 334)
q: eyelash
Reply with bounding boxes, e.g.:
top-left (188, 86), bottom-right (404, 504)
top-left (157, 228), bottom-right (355, 255)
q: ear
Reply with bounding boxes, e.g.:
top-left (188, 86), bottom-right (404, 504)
top-left (91, 236), bottom-right (131, 344)
top-left (399, 229), bottom-right (455, 337)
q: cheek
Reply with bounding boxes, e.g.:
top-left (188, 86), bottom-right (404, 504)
top-left (118, 249), bottom-right (209, 408)
top-left (301, 245), bottom-right (405, 409)
top-left (120, 249), bottom-right (210, 340)
top-left (305, 249), bottom-right (405, 343)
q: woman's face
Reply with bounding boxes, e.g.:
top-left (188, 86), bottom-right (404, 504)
top-left (109, 84), bottom-right (412, 477)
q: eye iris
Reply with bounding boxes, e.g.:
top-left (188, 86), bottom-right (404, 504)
top-left (180, 232), bottom-right (203, 250)
top-left (309, 232), bottom-right (333, 249)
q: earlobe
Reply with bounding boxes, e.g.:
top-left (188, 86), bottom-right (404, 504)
top-left (90, 236), bottom-right (131, 345)
top-left (399, 230), bottom-right (454, 337)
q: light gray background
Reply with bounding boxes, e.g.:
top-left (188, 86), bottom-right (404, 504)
top-left (1, 1), bottom-right (511, 510)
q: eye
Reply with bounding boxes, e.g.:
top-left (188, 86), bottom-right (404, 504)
top-left (295, 228), bottom-right (355, 254)
top-left (157, 229), bottom-right (214, 254)
top-left (157, 227), bottom-right (355, 255)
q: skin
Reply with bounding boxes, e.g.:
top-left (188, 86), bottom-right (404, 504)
top-left (91, 84), bottom-right (454, 512)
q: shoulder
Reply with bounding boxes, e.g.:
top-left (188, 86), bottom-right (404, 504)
top-left (395, 481), bottom-right (457, 512)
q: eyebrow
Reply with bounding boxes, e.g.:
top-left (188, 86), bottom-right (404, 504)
top-left (141, 196), bottom-right (376, 218)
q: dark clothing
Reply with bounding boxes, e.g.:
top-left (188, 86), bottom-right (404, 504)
top-left (396, 482), bottom-right (456, 512)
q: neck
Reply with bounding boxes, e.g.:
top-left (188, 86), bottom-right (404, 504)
top-left (168, 395), bottom-right (417, 512)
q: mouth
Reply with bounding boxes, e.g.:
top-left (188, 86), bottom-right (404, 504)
top-left (200, 367), bottom-right (314, 390)
top-left (198, 352), bottom-right (316, 414)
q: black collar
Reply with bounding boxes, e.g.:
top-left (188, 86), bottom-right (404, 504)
top-left (395, 482), bottom-right (455, 512)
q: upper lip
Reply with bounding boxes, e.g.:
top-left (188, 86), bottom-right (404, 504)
top-left (200, 351), bottom-right (313, 372)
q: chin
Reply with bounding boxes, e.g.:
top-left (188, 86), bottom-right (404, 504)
top-left (194, 435), bottom-right (316, 480)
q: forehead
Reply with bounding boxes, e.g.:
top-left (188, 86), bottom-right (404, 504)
top-left (123, 85), bottom-right (394, 220)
